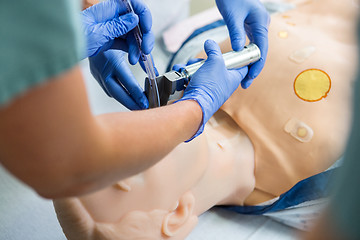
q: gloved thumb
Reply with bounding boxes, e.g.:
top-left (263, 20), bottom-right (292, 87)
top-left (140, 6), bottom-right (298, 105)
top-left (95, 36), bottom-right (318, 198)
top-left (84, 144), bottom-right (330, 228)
top-left (101, 13), bottom-right (139, 39)
top-left (204, 40), bottom-right (223, 61)
top-left (227, 22), bottom-right (246, 52)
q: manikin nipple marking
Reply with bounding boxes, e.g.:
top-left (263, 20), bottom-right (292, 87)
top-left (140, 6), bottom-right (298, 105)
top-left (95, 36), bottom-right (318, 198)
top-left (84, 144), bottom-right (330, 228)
top-left (114, 181), bottom-right (131, 192)
top-left (286, 22), bottom-right (296, 26)
top-left (278, 31), bottom-right (289, 39)
top-left (217, 142), bottom-right (225, 150)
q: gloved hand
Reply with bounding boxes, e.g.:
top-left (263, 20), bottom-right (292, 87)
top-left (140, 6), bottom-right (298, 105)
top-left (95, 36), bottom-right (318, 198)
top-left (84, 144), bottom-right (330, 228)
top-left (177, 40), bottom-right (248, 141)
top-left (81, 0), bottom-right (154, 60)
top-left (89, 49), bottom-right (149, 110)
top-left (216, 0), bottom-right (270, 88)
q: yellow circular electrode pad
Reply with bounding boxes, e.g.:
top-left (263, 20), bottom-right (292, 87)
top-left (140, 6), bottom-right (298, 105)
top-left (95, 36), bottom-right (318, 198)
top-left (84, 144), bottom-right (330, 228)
top-left (294, 69), bottom-right (331, 102)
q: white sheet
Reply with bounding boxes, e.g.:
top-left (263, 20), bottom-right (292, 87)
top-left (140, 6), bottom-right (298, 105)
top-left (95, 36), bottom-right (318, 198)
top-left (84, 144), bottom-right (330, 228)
top-left (187, 208), bottom-right (300, 240)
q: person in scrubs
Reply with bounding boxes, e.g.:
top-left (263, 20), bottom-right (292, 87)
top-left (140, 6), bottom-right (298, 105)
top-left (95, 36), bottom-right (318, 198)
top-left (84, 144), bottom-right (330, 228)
top-left (0, 0), bottom-right (269, 201)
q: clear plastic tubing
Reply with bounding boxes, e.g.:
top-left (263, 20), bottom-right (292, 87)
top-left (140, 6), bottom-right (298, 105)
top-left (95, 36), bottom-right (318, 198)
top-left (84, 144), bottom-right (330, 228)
top-left (121, 0), bottom-right (160, 108)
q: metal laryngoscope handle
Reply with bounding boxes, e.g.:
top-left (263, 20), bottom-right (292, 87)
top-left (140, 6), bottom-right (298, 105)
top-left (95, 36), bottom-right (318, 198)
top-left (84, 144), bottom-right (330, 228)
top-left (181, 43), bottom-right (261, 80)
top-left (146, 43), bottom-right (261, 106)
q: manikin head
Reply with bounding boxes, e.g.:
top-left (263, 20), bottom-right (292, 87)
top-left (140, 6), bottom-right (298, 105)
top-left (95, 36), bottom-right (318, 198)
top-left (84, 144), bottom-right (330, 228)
top-left (54, 110), bottom-right (255, 240)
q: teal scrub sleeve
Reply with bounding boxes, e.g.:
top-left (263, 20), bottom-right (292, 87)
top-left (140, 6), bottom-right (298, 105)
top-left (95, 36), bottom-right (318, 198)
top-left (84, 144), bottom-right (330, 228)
top-left (0, 0), bottom-right (85, 106)
top-left (329, 21), bottom-right (360, 239)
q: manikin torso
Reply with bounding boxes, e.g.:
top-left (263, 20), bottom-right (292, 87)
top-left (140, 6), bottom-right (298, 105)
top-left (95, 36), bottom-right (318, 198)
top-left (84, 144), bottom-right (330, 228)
top-left (54, 0), bottom-right (359, 239)
top-left (217, 0), bottom-right (358, 204)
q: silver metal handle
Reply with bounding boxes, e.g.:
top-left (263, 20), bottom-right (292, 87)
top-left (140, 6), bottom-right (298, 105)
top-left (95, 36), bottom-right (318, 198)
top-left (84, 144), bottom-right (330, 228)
top-left (183, 43), bottom-right (261, 78)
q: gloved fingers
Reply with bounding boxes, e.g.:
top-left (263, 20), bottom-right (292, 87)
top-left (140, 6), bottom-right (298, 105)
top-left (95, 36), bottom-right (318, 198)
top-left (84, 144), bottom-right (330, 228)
top-left (227, 19), bottom-right (247, 52)
top-left (240, 56), bottom-right (265, 89)
top-left (101, 13), bottom-right (139, 40)
top-left (93, 40), bottom-right (115, 57)
top-left (138, 57), bottom-right (147, 72)
top-left (216, 2), bottom-right (247, 52)
top-left (105, 76), bottom-right (143, 110)
top-left (204, 40), bottom-right (223, 61)
top-left (139, 54), bottom-right (159, 76)
top-left (241, 75), bottom-right (254, 89)
top-left (246, 37), bottom-right (268, 81)
top-left (131, 0), bottom-right (152, 33)
top-left (172, 64), bottom-right (184, 72)
top-left (240, 16), bottom-right (269, 88)
top-left (89, 53), bottom-right (113, 96)
top-left (130, 0), bottom-right (153, 54)
top-left (98, 79), bottom-right (112, 97)
top-left (113, 62), bottom-right (149, 109)
top-left (126, 31), bottom-right (153, 65)
top-left (110, 38), bottom-right (129, 52)
top-left (187, 58), bottom-right (204, 65)
top-left (172, 58), bottom-right (204, 72)
top-left (229, 66), bottom-right (249, 86)
top-left (141, 31), bottom-right (155, 54)
top-left (127, 33), bottom-right (141, 65)
top-left (242, 54), bottom-right (266, 89)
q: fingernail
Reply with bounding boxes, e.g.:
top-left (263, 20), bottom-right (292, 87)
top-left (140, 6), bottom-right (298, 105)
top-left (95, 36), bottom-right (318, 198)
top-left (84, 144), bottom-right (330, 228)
top-left (142, 98), bottom-right (149, 109)
top-left (124, 13), bottom-right (138, 23)
top-left (245, 79), bottom-right (253, 89)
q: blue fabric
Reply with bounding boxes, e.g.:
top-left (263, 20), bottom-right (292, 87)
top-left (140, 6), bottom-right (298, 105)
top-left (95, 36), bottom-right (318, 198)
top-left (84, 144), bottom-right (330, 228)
top-left (221, 169), bottom-right (337, 215)
top-left (166, 20), bottom-right (226, 72)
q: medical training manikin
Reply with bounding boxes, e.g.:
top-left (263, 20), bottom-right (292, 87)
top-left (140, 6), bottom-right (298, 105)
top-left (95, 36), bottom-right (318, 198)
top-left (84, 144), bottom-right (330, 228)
top-left (54, 0), bottom-right (359, 239)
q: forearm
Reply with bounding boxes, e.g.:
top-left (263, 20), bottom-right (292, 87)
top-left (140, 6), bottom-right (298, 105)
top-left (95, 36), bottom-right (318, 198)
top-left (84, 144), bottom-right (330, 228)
top-left (82, 0), bottom-right (98, 10)
top-left (0, 66), bottom-right (202, 198)
top-left (73, 100), bottom-right (201, 197)
top-left (304, 211), bottom-right (344, 240)
top-left (97, 101), bottom-right (200, 170)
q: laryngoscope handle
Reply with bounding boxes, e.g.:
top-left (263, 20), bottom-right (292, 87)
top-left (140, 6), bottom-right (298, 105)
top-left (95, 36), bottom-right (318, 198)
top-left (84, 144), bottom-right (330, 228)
top-left (183, 43), bottom-right (261, 79)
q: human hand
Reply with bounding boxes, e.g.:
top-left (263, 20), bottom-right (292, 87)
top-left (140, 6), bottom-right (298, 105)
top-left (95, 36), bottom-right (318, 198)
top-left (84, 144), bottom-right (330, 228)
top-left (216, 0), bottom-right (270, 88)
top-left (177, 40), bottom-right (248, 140)
top-left (89, 49), bottom-right (149, 110)
top-left (81, 0), bottom-right (154, 60)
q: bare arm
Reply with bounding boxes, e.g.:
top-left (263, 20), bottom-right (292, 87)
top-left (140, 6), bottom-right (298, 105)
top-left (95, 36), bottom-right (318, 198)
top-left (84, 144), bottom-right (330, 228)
top-left (0, 66), bottom-right (202, 199)
top-left (82, 0), bottom-right (98, 10)
top-left (304, 211), bottom-right (343, 240)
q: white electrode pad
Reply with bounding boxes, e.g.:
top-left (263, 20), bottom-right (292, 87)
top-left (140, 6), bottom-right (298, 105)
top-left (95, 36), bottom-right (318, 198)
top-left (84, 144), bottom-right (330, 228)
top-left (284, 118), bottom-right (314, 143)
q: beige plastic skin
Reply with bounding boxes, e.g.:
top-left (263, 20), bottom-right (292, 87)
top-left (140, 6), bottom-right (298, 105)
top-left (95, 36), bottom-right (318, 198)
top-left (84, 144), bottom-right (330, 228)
top-left (218, 0), bottom-right (358, 204)
top-left (289, 46), bottom-right (316, 64)
top-left (54, 0), bottom-right (358, 239)
top-left (55, 110), bottom-right (255, 239)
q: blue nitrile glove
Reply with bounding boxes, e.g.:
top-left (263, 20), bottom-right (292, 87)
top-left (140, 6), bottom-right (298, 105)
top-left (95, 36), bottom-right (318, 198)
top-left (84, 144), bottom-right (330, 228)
top-left (82, 0), bottom-right (154, 60)
top-left (172, 59), bottom-right (204, 72)
top-left (124, 0), bottom-right (154, 65)
top-left (177, 40), bottom-right (248, 141)
top-left (89, 49), bottom-right (149, 110)
top-left (216, 0), bottom-right (270, 89)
